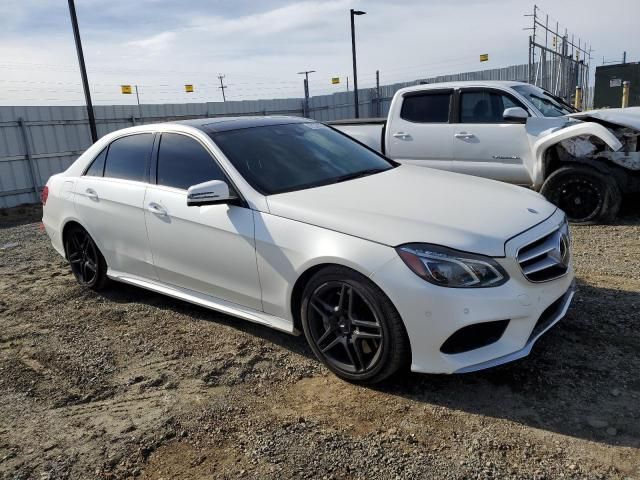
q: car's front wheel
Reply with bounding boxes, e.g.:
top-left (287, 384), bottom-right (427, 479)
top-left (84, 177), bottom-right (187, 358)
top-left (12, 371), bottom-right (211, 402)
top-left (300, 266), bottom-right (410, 384)
top-left (64, 224), bottom-right (108, 291)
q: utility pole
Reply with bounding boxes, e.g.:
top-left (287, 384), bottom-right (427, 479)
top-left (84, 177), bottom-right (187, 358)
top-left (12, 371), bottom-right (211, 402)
top-left (135, 85), bottom-right (142, 119)
top-left (218, 74), bottom-right (227, 102)
top-left (375, 70), bottom-right (381, 117)
top-left (350, 9), bottom-right (366, 118)
top-left (297, 70), bottom-right (315, 117)
top-left (67, 0), bottom-right (97, 143)
top-left (346, 76), bottom-right (349, 92)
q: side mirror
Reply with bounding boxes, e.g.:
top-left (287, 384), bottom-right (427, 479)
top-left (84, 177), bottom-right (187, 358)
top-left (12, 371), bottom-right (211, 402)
top-left (503, 107), bottom-right (529, 123)
top-left (187, 180), bottom-right (237, 207)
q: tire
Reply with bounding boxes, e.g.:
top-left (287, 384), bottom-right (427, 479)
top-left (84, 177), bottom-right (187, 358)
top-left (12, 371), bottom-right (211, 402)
top-left (300, 266), bottom-right (410, 384)
top-left (64, 224), bottom-right (109, 291)
top-left (540, 165), bottom-right (622, 224)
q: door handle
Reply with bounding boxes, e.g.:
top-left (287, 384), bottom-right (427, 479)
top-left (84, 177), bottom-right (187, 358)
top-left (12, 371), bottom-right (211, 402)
top-left (85, 188), bottom-right (98, 200)
top-left (392, 132), bottom-right (411, 139)
top-left (147, 202), bottom-right (167, 216)
top-left (454, 132), bottom-right (475, 139)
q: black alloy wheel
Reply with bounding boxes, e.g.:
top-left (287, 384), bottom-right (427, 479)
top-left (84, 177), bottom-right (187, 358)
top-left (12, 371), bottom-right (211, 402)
top-left (301, 266), bottom-right (410, 384)
top-left (307, 281), bottom-right (383, 374)
top-left (541, 165), bottom-right (622, 224)
top-left (64, 225), bottom-right (108, 290)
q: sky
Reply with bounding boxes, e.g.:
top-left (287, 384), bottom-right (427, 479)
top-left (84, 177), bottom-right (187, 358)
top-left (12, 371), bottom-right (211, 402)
top-left (0, 0), bottom-right (638, 106)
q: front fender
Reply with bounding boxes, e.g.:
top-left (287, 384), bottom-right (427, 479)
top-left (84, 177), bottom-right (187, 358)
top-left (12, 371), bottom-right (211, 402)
top-left (531, 122), bottom-right (623, 189)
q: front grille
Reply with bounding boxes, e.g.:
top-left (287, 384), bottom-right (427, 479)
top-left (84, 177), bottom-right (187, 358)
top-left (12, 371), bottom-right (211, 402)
top-left (517, 223), bottom-right (570, 282)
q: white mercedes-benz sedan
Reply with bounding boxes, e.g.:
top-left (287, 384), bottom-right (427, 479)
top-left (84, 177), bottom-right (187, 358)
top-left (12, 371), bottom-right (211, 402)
top-left (42, 116), bottom-right (575, 383)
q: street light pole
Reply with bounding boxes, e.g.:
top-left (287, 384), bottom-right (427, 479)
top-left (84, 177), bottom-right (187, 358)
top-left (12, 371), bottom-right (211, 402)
top-left (350, 9), bottom-right (366, 118)
top-left (297, 70), bottom-right (316, 117)
top-left (67, 0), bottom-right (97, 143)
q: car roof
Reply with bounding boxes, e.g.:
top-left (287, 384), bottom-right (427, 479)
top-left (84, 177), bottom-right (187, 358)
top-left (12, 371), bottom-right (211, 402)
top-left (397, 80), bottom-right (530, 94)
top-left (172, 115), bottom-right (313, 133)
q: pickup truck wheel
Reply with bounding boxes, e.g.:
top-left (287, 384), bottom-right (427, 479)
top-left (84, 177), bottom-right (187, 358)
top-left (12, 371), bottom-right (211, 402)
top-left (540, 166), bottom-right (621, 224)
top-left (300, 266), bottom-right (410, 384)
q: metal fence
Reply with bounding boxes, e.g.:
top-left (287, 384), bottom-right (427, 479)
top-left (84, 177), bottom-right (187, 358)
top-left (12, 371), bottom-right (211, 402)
top-left (1, 62), bottom-right (545, 208)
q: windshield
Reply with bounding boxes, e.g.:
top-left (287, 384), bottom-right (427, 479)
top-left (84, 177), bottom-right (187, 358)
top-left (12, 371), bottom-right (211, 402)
top-left (512, 84), bottom-right (576, 117)
top-left (211, 122), bottom-right (395, 195)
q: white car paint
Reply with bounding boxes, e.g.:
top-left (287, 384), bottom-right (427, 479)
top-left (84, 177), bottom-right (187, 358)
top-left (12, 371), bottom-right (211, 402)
top-left (42, 119), bottom-right (575, 375)
top-left (332, 80), bottom-right (629, 189)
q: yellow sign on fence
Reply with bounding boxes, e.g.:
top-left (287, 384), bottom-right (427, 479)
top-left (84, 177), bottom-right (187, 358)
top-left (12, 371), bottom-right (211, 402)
top-left (331, 77), bottom-right (340, 85)
top-left (480, 54), bottom-right (489, 62)
top-left (121, 85), bottom-right (132, 94)
top-left (185, 84), bottom-right (194, 93)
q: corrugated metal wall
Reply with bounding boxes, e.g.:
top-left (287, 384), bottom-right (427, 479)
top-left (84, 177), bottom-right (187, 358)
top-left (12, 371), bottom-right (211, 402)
top-left (0, 63), bottom-right (532, 208)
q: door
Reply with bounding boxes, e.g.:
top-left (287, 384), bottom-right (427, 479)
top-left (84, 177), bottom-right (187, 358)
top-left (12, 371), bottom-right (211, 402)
top-left (144, 132), bottom-right (262, 310)
top-left (385, 89), bottom-right (454, 170)
top-left (451, 88), bottom-right (533, 184)
top-left (74, 133), bottom-right (156, 279)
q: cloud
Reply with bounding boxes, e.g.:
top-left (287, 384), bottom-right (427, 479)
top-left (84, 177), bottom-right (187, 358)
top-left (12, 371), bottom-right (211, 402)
top-left (0, 0), bottom-right (638, 105)
top-left (126, 31), bottom-right (177, 53)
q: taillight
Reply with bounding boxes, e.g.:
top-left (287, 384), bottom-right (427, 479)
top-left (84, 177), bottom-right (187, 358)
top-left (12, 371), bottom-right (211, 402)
top-left (41, 186), bottom-right (49, 205)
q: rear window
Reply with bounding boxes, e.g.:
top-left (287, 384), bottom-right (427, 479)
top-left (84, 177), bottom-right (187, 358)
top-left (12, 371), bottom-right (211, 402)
top-left (400, 92), bottom-right (451, 123)
top-left (103, 134), bottom-right (153, 182)
top-left (85, 147), bottom-right (107, 177)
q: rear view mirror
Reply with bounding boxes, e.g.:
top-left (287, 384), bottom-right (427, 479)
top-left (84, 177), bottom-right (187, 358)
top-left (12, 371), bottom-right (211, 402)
top-left (503, 107), bottom-right (529, 123)
top-left (187, 180), bottom-right (237, 206)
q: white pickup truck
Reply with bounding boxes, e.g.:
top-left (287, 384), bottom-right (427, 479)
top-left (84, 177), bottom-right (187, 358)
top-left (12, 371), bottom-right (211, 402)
top-left (331, 81), bottom-right (640, 223)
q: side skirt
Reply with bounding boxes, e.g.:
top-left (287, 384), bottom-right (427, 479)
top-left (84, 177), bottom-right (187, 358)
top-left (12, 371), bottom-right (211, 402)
top-left (107, 269), bottom-right (296, 334)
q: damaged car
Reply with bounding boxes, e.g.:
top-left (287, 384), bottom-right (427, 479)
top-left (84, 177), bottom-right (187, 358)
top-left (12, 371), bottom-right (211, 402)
top-left (331, 81), bottom-right (640, 223)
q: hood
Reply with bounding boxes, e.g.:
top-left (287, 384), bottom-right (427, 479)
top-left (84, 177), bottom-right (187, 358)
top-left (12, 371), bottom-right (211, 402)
top-left (266, 165), bottom-right (556, 257)
top-left (567, 107), bottom-right (640, 130)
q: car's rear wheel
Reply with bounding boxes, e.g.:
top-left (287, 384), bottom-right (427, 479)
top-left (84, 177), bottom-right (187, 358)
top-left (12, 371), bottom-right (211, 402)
top-left (300, 266), bottom-right (410, 384)
top-left (540, 165), bottom-right (621, 224)
top-left (64, 225), bottom-right (108, 291)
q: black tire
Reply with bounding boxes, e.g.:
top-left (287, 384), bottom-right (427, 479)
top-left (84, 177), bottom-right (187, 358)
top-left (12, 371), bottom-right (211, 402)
top-left (300, 266), bottom-right (410, 384)
top-left (540, 165), bottom-right (622, 224)
top-left (64, 224), bottom-right (108, 291)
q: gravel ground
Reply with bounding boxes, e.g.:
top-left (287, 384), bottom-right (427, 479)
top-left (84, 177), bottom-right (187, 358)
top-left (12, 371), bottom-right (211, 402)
top-left (0, 203), bottom-right (639, 480)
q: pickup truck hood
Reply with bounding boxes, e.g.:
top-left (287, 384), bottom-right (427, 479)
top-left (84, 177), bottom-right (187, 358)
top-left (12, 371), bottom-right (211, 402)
top-left (266, 165), bottom-right (556, 257)
top-left (567, 107), bottom-right (640, 130)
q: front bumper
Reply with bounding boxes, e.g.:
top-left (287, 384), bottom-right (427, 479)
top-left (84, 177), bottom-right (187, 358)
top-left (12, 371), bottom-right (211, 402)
top-left (454, 281), bottom-right (575, 373)
top-left (370, 209), bottom-right (576, 374)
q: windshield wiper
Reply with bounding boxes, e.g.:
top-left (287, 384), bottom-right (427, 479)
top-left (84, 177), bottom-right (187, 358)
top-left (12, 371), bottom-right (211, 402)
top-left (332, 168), bottom-right (387, 184)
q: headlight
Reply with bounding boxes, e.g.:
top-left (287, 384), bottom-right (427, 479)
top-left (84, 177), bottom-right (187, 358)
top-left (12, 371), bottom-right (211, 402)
top-left (396, 243), bottom-right (509, 288)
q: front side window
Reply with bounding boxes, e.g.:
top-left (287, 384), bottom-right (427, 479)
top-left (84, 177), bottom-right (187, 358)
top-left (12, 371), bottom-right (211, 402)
top-left (103, 133), bottom-right (153, 182)
top-left (157, 133), bottom-right (228, 190)
top-left (512, 84), bottom-right (575, 117)
top-left (460, 90), bottom-right (526, 123)
top-left (211, 122), bottom-right (395, 195)
top-left (400, 92), bottom-right (451, 123)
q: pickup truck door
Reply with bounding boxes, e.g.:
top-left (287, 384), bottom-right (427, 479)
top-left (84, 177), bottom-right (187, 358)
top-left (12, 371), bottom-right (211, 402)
top-left (451, 88), bottom-right (533, 185)
top-left (385, 89), bottom-right (454, 170)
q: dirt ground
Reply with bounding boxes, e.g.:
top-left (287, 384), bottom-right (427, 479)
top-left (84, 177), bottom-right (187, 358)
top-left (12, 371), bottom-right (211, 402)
top-left (0, 203), bottom-right (639, 480)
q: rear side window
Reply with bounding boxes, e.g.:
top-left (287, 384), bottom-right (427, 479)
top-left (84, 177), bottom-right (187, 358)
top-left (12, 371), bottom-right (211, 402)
top-left (400, 92), bottom-right (451, 123)
top-left (103, 134), bottom-right (153, 182)
top-left (85, 147), bottom-right (107, 177)
top-left (460, 90), bottom-right (526, 123)
top-left (157, 133), bottom-right (228, 190)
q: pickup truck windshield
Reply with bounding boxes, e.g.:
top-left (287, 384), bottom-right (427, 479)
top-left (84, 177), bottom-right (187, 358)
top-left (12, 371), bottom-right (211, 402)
top-left (512, 84), bottom-right (576, 117)
top-left (211, 122), bottom-right (395, 195)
